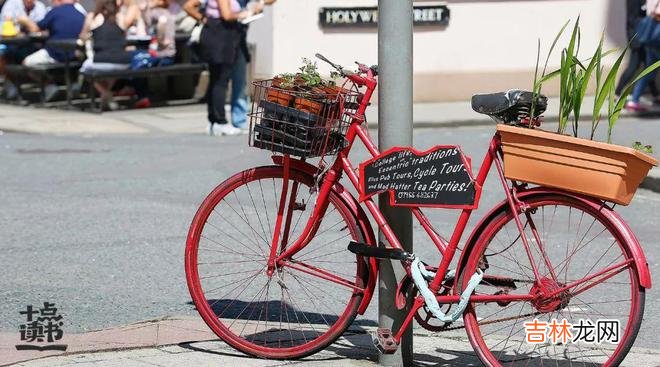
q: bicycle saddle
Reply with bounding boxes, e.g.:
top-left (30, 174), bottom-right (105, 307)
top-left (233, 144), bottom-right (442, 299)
top-left (471, 90), bottom-right (547, 123)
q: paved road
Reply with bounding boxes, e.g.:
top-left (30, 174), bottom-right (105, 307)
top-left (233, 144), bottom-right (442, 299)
top-left (1, 119), bottom-right (659, 352)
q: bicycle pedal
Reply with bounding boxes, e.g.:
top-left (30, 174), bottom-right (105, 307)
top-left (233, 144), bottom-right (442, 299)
top-left (373, 328), bottom-right (399, 354)
top-left (348, 241), bottom-right (412, 261)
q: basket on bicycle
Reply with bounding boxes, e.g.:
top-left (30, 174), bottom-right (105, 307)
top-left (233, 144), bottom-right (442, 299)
top-left (248, 78), bottom-right (361, 159)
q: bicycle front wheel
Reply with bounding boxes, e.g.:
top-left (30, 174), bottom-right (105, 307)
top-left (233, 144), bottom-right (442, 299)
top-left (460, 194), bottom-right (644, 366)
top-left (185, 165), bottom-right (370, 359)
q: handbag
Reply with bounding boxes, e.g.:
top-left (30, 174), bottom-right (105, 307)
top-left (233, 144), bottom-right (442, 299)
top-left (189, 23), bottom-right (203, 45)
top-left (637, 2), bottom-right (660, 47)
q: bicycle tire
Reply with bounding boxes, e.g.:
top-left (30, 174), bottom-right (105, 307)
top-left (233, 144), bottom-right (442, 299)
top-left (459, 193), bottom-right (644, 366)
top-left (185, 165), bottom-right (370, 359)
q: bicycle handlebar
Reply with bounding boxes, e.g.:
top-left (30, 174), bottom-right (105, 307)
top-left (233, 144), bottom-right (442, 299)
top-left (315, 53), bottom-right (378, 82)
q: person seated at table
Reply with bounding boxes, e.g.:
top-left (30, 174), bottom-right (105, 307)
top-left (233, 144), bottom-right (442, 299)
top-left (16, 0), bottom-right (85, 101)
top-left (78, 0), bottom-right (132, 109)
top-left (0, 0), bottom-right (47, 99)
top-left (130, 0), bottom-right (175, 108)
top-left (120, 0), bottom-right (145, 36)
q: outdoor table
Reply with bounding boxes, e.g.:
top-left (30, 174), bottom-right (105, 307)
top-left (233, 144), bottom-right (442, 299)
top-left (0, 33), bottom-right (47, 45)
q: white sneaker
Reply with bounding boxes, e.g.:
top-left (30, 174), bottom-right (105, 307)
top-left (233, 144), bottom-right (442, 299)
top-left (206, 123), bottom-right (215, 136)
top-left (214, 123), bottom-right (242, 136)
top-left (3, 81), bottom-right (18, 100)
top-left (43, 84), bottom-right (59, 102)
top-left (234, 125), bottom-right (249, 135)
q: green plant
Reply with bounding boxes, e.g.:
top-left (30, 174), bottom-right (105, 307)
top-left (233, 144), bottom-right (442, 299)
top-left (534, 18), bottom-right (660, 143)
top-left (530, 20), bottom-right (568, 127)
top-left (633, 141), bottom-right (654, 154)
top-left (298, 58), bottom-right (323, 88)
top-left (276, 73), bottom-right (296, 89)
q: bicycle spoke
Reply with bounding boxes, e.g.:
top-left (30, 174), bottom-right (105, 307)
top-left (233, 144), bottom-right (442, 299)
top-left (461, 196), bottom-right (641, 366)
top-left (187, 167), bottom-right (367, 357)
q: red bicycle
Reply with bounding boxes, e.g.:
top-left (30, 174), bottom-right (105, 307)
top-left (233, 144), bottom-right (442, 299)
top-left (185, 54), bottom-right (649, 366)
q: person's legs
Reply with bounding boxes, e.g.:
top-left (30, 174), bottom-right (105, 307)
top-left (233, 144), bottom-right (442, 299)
top-left (132, 57), bottom-right (174, 108)
top-left (230, 51), bottom-right (248, 129)
top-left (23, 49), bottom-right (59, 101)
top-left (207, 62), bottom-right (239, 135)
top-left (628, 46), bottom-right (660, 110)
top-left (616, 46), bottom-right (644, 96)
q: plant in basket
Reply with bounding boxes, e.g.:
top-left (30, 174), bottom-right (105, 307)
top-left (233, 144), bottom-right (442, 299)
top-left (292, 58), bottom-right (329, 115)
top-left (267, 73), bottom-right (296, 107)
top-left (498, 17), bottom-right (659, 205)
top-left (254, 58), bottom-right (352, 159)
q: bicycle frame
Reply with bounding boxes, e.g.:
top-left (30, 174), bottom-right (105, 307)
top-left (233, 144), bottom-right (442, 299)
top-left (266, 67), bottom-right (650, 344)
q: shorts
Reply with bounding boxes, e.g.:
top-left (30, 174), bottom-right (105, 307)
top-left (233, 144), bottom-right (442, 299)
top-left (23, 49), bottom-right (57, 67)
top-left (80, 58), bottom-right (129, 73)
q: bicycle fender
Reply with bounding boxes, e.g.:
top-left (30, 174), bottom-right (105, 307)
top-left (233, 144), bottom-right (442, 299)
top-left (272, 156), bottom-right (379, 313)
top-left (457, 187), bottom-right (652, 289)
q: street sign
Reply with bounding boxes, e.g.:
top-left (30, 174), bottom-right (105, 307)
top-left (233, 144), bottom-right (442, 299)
top-left (319, 5), bottom-right (449, 28)
top-left (360, 146), bottom-right (481, 208)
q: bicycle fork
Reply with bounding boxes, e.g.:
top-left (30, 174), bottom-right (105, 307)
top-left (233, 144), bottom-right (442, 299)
top-left (267, 155), bottom-right (341, 276)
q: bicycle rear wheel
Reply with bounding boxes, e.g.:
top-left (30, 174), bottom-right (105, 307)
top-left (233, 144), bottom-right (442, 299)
top-left (185, 165), bottom-right (369, 359)
top-left (460, 194), bottom-right (644, 366)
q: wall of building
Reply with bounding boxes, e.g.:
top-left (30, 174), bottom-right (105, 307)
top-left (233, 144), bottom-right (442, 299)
top-left (249, 0), bottom-right (627, 102)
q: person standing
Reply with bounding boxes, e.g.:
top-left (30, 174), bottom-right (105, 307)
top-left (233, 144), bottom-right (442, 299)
top-left (618, 0), bottom-right (658, 101)
top-left (626, 0), bottom-right (660, 111)
top-left (183, 0), bottom-right (250, 136)
top-left (229, 0), bottom-right (274, 132)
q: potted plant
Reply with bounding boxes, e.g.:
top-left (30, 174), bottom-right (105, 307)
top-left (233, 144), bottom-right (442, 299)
top-left (498, 18), bottom-right (659, 205)
top-left (290, 58), bottom-right (328, 115)
top-left (267, 73), bottom-right (296, 107)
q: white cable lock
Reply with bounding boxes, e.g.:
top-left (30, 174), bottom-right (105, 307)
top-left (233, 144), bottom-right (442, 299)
top-left (410, 257), bottom-right (483, 323)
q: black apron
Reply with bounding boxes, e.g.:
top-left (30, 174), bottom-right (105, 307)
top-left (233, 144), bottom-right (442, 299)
top-left (199, 18), bottom-right (240, 65)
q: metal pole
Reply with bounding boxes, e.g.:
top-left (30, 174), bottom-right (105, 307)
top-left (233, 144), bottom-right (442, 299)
top-left (377, 0), bottom-right (413, 366)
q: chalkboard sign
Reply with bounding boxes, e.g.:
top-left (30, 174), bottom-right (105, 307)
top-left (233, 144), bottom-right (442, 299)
top-left (359, 146), bottom-right (481, 208)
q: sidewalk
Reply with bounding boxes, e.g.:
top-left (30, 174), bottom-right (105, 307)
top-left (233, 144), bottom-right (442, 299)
top-left (0, 96), bottom-right (621, 136)
top-left (4, 316), bottom-right (660, 367)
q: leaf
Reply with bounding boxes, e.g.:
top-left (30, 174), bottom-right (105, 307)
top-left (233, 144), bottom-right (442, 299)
top-left (608, 59), bottom-right (660, 140)
top-left (541, 20), bottom-right (571, 77)
top-left (593, 42), bottom-right (630, 136)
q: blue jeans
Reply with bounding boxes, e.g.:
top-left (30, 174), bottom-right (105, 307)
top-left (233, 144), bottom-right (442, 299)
top-left (632, 46), bottom-right (660, 103)
top-left (230, 50), bottom-right (248, 129)
top-left (133, 56), bottom-right (175, 99)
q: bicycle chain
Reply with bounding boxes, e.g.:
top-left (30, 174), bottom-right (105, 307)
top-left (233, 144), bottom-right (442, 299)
top-left (419, 277), bottom-right (536, 332)
top-left (440, 311), bottom-right (542, 332)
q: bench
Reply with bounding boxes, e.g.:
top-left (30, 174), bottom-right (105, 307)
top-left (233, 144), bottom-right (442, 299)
top-left (80, 62), bottom-right (207, 112)
top-left (5, 61), bottom-right (82, 105)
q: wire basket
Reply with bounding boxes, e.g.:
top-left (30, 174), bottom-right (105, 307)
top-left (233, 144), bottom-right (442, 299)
top-left (248, 79), bottom-right (361, 159)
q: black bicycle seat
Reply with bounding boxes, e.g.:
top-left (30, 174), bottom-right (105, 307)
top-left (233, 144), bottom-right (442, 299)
top-left (471, 90), bottom-right (547, 123)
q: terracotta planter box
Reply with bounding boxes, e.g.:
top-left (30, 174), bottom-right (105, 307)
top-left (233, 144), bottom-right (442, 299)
top-left (266, 89), bottom-right (294, 107)
top-left (497, 124), bottom-right (658, 205)
top-left (294, 97), bottom-right (324, 115)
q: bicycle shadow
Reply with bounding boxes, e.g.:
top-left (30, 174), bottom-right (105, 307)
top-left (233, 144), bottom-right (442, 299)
top-left (188, 299), bottom-right (377, 327)
top-left (186, 299), bottom-right (376, 352)
top-left (186, 300), bottom-right (604, 366)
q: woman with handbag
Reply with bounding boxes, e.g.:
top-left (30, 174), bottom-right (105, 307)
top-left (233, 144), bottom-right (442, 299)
top-left (183, 0), bottom-right (251, 136)
top-left (626, 0), bottom-right (660, 111)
